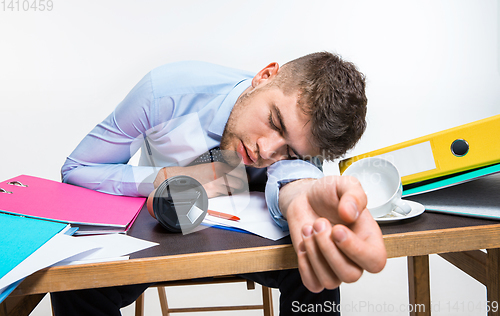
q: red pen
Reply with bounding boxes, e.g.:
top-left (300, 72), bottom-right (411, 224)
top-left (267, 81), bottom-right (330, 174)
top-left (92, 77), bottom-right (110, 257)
top-left (207, 209), bottom-right (240, 221)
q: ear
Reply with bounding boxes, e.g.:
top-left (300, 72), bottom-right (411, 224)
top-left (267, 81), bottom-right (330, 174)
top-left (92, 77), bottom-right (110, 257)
top-left (251, 62), bottom-right (280, 88)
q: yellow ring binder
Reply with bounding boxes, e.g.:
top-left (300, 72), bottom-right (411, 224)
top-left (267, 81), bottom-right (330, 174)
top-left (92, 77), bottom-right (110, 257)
top-left (340, 114), bottom-right (500, 185)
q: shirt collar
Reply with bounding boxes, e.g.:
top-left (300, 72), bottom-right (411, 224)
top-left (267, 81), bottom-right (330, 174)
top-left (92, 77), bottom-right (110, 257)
top-left (208, 78), bottom-right (252, 138)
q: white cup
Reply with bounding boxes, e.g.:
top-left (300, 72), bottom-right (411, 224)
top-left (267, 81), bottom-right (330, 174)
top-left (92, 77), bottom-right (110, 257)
top-left (342, 157), bottom-right (411, 218)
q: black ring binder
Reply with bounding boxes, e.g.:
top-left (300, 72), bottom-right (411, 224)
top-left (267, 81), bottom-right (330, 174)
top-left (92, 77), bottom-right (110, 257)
top-left (7, 181), bottom-right (28, 187)
top-left (0, 188), bottom-right (13, 194)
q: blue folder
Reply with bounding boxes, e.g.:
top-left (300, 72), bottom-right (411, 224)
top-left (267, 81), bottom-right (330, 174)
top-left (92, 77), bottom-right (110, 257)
top-left (0, 213), bottom-right (68, 302)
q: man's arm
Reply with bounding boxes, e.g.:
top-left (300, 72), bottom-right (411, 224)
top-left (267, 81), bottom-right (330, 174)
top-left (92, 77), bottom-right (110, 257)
top-left (152, 162), bottom-right (248, 199)
top-left (278, 176), bottom-right (387, 292)
top-left (61, 73), bottom-right (162, 197)
top-left (265, 159), bottom-right (386, 292)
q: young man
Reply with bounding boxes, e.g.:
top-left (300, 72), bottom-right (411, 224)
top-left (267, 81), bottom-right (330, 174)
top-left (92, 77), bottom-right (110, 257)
top-left (54, 52), bottom-right (386, 315)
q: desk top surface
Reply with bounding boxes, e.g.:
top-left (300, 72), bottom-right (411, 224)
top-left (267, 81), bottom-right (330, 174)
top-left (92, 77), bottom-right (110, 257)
top-left (12, 202), bottom-right (500, 296)
top-left (128, 205), bottom-right (500, 260)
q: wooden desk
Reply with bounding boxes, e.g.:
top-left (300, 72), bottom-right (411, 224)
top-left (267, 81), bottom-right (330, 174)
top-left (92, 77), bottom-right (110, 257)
top-left (4, 207), bottom-right (500, 316)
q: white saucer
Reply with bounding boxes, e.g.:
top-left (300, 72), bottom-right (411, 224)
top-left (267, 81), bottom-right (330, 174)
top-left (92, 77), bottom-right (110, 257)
top-left (374, 200), bottom-right (425, 223)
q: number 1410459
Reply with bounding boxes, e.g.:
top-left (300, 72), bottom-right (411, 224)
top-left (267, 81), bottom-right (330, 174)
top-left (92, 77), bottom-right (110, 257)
top-left (1, 0), bottom-right (53, 11)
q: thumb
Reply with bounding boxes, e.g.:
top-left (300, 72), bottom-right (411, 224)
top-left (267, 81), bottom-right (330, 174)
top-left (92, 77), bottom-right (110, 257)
top-left (309, 176), bottom-right (367, 224)
top-left (336, 176), bottom-right (367, 223)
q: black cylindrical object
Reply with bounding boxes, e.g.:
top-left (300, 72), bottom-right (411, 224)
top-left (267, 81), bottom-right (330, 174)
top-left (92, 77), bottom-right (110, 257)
top-left (151, 176), bottom-right (208, 233)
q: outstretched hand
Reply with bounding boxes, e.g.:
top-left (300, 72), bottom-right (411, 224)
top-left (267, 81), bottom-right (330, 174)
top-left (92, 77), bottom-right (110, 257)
top-left (279, 176), bottom-right (387, 293)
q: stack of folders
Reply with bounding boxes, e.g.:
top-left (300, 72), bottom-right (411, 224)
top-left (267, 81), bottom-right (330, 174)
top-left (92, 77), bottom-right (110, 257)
top-left (0, 175), bottom-right (155, 302)
top-left (339, 114), bottom-right (500, 220)
top-left (0, 212), bottom-right (159, 303)
top-left (0, 175), bottom-right (146, 234)
top-left (0, 213), bottom-right (91, 301)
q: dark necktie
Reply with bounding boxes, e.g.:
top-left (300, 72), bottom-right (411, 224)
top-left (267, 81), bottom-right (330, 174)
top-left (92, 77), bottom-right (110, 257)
top-left (189, 147), bottom-right (226, 165)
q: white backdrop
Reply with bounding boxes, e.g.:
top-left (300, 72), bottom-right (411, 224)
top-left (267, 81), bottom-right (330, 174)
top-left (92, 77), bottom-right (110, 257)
top-left (1, 0), bottom-right (499, 181)
top-left (1, 1), bottom-right (499, 315)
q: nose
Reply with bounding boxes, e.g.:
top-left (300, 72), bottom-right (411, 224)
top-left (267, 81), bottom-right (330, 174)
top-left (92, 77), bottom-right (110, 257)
top-left (257, 134), bottom-right (288, 162)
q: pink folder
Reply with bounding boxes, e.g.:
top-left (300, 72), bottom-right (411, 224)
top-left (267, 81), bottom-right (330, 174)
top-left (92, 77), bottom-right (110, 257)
top-left (0, 175), bottom-right (146, 234)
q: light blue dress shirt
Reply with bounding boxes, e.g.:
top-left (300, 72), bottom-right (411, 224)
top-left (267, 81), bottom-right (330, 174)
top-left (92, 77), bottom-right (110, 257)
top-left (61, 61), bottom-right (323, 231)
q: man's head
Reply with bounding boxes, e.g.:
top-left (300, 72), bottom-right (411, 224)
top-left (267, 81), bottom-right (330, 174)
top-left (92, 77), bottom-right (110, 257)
top-left (220, 52), bottom-right (367, 168)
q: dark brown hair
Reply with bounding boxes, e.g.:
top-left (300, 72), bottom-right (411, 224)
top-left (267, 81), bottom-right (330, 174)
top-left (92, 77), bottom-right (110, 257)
top-left (274, 52), bottom-right (367, 161)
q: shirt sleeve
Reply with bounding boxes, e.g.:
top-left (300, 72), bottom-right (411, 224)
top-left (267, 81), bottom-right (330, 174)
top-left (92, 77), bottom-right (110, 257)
top-left (265, 159), bottom-right (324, 231)
top-left (61, 72), bottom-right (168, 197)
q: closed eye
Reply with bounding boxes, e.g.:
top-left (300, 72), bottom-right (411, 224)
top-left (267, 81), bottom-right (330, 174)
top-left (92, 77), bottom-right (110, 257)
top-left (269, 112), bottom-right (298, 159)
top-left (268, 111), bottom-right (281, 133)
top-left (269, 110), bottom-right (300, 159)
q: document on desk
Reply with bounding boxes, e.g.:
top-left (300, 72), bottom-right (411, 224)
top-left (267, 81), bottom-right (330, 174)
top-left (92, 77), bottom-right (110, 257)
top-left (0, 213), bottom-right (68, 280)
top-left (204, 192), bottom-right (289, 241)
top-left (0, 232), bottom-right (159, 302)
top-left (0, 226), bottom-right (100, 300)
top-left (0, 175), bottom-right (146, 234)
top-left (53, 234), bottom-right (159, 266)
top-left (403, 162), bottom-right (500, 197)
top-left (0, 213), bottom-right (77, 299)
top-left (408, 172), bottom-right (500, 220)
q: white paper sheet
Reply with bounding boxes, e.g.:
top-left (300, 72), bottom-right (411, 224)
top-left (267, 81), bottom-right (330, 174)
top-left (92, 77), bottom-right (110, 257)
top-left (55, 234), bottom-right (158, 265)
top-left (0, 233), bottom-right (100, 292)
top-left (0, 233), bottom-right (159, 294)
top-left (204, 192), bottom-right (289, 241)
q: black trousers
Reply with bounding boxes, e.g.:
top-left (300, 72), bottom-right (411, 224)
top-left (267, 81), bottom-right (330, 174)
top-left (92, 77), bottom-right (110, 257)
top-left (51, 269), bottom-right (340, 316)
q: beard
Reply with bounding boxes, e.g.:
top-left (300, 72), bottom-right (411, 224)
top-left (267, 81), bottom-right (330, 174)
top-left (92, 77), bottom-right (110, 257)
top-left (220, 85), bottom-right (254, 151)
top-left (218, 85), bottom-right (278, 169)
top-left (219, 100), bottom-right (243, 167)
top-left (219, 88), bottom-right (257, 167)
top-left (219, 120), bottom-right (233, 152)
top-left (219, 135), bottom-right (242, 167)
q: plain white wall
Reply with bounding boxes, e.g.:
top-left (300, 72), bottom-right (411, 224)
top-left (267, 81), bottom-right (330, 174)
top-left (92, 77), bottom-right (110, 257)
top-left (1, 1), bottom-right (499, 315)
top-left (1, 0), bottom-right (499, 180)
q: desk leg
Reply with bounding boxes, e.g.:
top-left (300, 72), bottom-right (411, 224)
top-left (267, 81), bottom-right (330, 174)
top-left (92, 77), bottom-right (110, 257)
top-left (408, 255), bottom-right (431, 316)
top-left (0, 294), bottom-right (45, 316)
top-left (135, 293), bottom-right (145, 316)
top-left (487, 249), bottom-right (500, 316)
